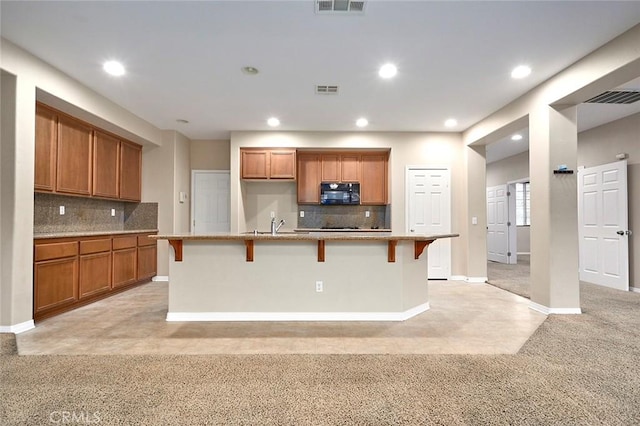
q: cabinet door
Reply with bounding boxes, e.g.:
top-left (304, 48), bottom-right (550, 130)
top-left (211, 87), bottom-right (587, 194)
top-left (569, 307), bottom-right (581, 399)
top-left (269, 150), bottom-right (296, 179)
top-left (35, 104), bottom-right (57, 192)
top-left (93, 131), bottom-right (120, 199)
top-left (56, 115), bottom-right (93, 195)
top-left (321, 154), bottom-right (340, 182)
top-left (137, 245), bottom-right (157, 280)
top-left (340, 154), bottom-right (361, 182)
top-left (120, 141), bottom-right (142, 201)
top-left (112, 248), bottom-right (137, 288)
top-left (297, 154), bottom-right (321, 203)
top-left (34, 257), bottom-right (78, 314)
top-left (241, 150), bottom-right (269, 179)
top-left (79, 252), bottom-right (112, 299)
top-left (361, 154), bottom-right (388, 205)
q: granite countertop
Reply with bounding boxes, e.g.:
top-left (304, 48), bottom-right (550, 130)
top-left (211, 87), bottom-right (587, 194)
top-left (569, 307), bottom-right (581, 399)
top-left (34, 229), bottom-right (159, 239)
top-left (152, 232), bottom-right (458, 242)
top-left (294, 228), bottom-right (392, 232)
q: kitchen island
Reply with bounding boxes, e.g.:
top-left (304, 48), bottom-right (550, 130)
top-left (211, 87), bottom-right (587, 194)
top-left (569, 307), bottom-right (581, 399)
top-left (153, 232), bottom-right (458, 322)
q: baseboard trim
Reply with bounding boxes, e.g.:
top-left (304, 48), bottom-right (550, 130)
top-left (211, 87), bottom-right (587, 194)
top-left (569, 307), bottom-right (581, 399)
top-left (450, 275), bottom-right (466, 281)
top-left (631, 287), bottom-right (640, 294)
top-left (529, 301), bottom-right (582, 315)
top-left (517, 252), bottom-right (531, 255)
top-left (167, 303), bottom-right (430, 322)
top-left (152, 276), bottom-right (169, 282)
top-left (0, 320), bottom-right (35, 334)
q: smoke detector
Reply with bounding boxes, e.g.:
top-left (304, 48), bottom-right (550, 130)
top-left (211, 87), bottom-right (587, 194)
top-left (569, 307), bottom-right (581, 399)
top-left (316, 0), bottom-right (366, 14)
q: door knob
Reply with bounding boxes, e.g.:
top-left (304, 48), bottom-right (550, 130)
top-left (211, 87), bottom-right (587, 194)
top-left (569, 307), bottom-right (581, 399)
top-left (410, 229), bottom-right (415, 232)
top-left (617, 231), bottom-right (624, 235)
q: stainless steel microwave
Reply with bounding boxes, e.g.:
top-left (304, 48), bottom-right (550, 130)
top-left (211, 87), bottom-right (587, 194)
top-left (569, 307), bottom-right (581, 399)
top-left (320, 182), bottom-right (360, 205)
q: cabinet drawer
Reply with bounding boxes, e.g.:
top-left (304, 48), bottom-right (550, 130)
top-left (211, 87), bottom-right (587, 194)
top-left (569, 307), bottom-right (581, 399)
top-left (112, 236), bottom-right (137, 250)
top-left (34, 241), bottom-right (78, 262)
top-left (137, 234), bottom-right (156, 247)
top-left (79, 238), bottom-right (112, 255)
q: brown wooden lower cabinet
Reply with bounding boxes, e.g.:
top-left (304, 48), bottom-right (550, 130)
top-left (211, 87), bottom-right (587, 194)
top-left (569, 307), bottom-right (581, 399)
top-left (112, 248), bottom-right (137, 288)
top-left (34, 232), bottom-right (156, 320)
top-left (34, 257), bottom-right (79, 315)
top-left (79, 252), bottom-right (112, 299)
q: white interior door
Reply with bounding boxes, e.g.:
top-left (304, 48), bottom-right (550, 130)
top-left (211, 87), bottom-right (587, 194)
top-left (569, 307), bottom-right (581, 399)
top-left (407, 168), bottom-right (451, 279)
top-left (191, 170), bottom-right (230, 233)
top-left (578, 160), bottom-right (629, 291)
top-left (487, 185), bottom-right (510, 263)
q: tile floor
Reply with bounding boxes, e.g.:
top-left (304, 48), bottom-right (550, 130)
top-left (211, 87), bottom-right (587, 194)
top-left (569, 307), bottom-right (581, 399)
top-left (17, 280), bottom-right (546, 355)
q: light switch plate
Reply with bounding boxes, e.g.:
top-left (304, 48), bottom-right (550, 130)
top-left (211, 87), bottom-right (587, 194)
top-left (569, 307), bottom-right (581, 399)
top-left (300, 211), bottom-right (304, 218)
top-left (59, 206), bottom-right (65, 215)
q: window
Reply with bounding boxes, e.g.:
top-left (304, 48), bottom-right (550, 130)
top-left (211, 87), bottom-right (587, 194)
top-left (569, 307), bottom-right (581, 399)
top-left (516, 182), bottom-right (530, 226)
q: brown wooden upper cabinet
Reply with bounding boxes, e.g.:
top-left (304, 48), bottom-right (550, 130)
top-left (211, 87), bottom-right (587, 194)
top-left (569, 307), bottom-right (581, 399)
top-left (92, 131), bottom-right (120, 199)
top-left (34, 103), bottom-right (142, 202)
top-left (297, 150), bottom-right (389, 205)
top-left (360, 153), bottom-right (389, 205)
top-left (119, 141), bottom-right (142, 201)
top-left (35, 104), bottom-right (57, 192)
top-left (297, 153), bottom-right (322, 204)
top-left (56, 115), bottom-right (93, 196)
top-left (241, 148), bottom-right (296, 180)
top-left (321, 154), bottom-right (360, 183)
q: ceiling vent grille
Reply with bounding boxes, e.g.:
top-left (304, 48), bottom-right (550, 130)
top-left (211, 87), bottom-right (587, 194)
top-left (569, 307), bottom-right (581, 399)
top-left (315, 85), bottom-right (339, 94)
top-left (316, 0), bottom-right (366, 14)
top-left (585, 90), bottom-right (640, 104)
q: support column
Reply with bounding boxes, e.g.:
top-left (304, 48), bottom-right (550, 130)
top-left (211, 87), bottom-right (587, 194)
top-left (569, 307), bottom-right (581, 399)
top-left (529, 105), bottom-right (581, 313)
top-left (464, 144), bottom-right (488, 282)
top-left (0, 70), bottom-right (36, 332)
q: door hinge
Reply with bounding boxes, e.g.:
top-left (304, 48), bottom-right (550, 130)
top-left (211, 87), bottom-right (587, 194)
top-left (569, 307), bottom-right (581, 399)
top-left (507, 191), bottom-right (511, 196)
top-left (507, 252), bottom-right (512, 257)
top-left (507, 221), bottom-right (511, 226)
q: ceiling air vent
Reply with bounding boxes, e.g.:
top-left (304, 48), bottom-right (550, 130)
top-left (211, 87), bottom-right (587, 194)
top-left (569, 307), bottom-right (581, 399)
top-left (316, 0), bottom-right (366, 14)
top-left (315, 85), bottom-right (339, 94)
top-left (585, 90), bottom-right (640, 104)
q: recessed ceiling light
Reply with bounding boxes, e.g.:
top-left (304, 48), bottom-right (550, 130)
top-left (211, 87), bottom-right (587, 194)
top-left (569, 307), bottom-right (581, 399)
top-left (103, 60), bottom-right (125, 76)
top-left (267, 117), bottom-right (280, 127)
top-left (176, 119), bottom-right (189, 124)
top-left (355, 118), bottom-right (368, 128)
top-left (444, 118), bottom-right (457, 128)
top-left (378, 63), bottom-right (397, 79)
top-left (511, 65), bottom-right (531, 79)
top-left (242, 66), bottom-right (259, 75)
top-left (511, 134), bottom-right (523, 141)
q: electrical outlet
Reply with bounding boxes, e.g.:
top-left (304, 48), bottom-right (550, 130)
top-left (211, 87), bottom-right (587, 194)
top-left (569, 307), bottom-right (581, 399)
top-left (365, 210), bottom-right (370, 218)
top-left (300, 211), bottom-right (304, 218)
top-left (270, 211), bottom-right (275, 218)
top-left (472, 216), bottom-right (478, 225)
top-left (315, 281), bottom-right (323, 292)
top-left (111, 208), bottom-right (116, 217)
top-left (59, 206), bottom-right (65, 215)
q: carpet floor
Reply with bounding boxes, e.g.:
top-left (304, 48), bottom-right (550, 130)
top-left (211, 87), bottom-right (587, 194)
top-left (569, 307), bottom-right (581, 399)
top-left (487, 255), bottom-right (530, 299)
top-left (2, 281), bottom-right (639, 425)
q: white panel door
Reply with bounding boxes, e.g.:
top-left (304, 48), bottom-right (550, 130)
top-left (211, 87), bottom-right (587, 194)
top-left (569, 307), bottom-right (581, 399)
top-left (487, 185), bottom-right (510, 263)
top-left (578, 160), bottom-right (629, 291)
top-left (191, 171), bottom-right (230, 233)
top-left (408, 168), bottom-right (451, 279)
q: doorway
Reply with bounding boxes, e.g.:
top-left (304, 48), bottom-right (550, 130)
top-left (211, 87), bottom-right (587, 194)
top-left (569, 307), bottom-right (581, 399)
top-left (191, 170), bottom-right (230, 233)
top-left (406, 167), bottom-right (451, 279)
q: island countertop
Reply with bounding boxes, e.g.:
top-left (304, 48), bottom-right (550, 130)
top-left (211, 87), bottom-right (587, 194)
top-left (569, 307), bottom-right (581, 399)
top-left (151, 232), bottom-right (458, 242)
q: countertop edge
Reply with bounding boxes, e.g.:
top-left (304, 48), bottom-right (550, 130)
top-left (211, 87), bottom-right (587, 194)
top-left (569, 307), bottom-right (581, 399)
top-left (34, 229), bottom-right (159, 239)
top-left (151, 233), bottom-right (459, 241)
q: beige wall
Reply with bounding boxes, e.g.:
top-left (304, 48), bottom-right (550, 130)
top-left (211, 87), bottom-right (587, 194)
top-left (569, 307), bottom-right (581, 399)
top-left (578, 113), bottom-right (639, 288)
top-left (230, 131), bottom-right (474, 278)
top-left (190, 140), bottom-right (230, 170)
top-left (487, 113), bottom-right (639, 283)
top-left (142, 131), bottom-right (192, 276)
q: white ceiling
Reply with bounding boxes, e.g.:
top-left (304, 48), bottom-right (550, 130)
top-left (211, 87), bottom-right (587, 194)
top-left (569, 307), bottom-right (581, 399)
top-left (2, 1), bottom-right (639, 142)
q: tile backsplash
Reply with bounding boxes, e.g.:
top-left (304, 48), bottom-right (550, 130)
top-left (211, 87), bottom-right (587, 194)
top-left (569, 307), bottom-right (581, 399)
top-left (34, 193), bottom-right (157, 233)
top-left (297, 205), bottom-right (389, 229)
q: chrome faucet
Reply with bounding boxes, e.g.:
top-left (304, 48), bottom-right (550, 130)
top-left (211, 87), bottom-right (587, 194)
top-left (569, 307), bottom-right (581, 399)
top-left (271, 217), bottom-right (285, 235)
